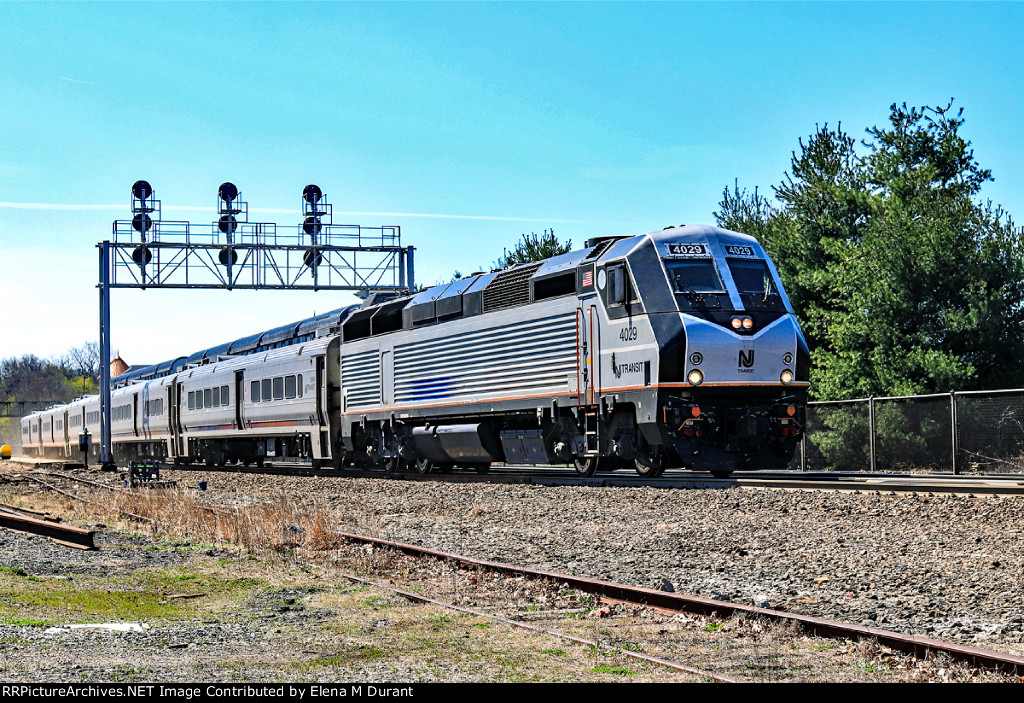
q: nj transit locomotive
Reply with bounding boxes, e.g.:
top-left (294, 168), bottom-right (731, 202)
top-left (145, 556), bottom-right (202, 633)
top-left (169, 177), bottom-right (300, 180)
top-left (22, 225), bottom-right (809, 477)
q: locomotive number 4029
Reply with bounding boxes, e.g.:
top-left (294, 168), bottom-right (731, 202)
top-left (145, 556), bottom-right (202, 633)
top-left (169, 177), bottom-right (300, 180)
top-left (666, 243), bottom-right (707, 256)
top-left (619, 326), bottom-right (638, 341)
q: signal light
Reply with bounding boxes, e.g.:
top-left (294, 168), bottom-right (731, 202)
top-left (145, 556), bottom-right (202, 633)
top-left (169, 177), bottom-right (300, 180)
top-left (131, 245), bottom-right (152, 265)
top-left (132, 180), bottom-right (153, 201)
top-left (131, 213), bottom-right (152, 233)
top-left (687, 369), bottom-right (703, 386)
top-left (218, 247), bottom-right (238, 266)
top-left (303, 247), bottom-right (323, 268)
top-left (780, 369), bottom-right (794, 385)
top-left (303, 184), bottom-right (323, 205)
top-left (219, 182), bottom-right (239, 204)
top-left (303, 216), bottom-right (322, 235)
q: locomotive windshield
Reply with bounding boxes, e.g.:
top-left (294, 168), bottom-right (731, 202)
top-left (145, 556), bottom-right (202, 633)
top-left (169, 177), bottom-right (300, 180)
top-left (664, 259), bottom-right (725, 294)
top-left (726, 258), bottom-right (787, 312)
top-left (664, 259), bottom-right (726, 311)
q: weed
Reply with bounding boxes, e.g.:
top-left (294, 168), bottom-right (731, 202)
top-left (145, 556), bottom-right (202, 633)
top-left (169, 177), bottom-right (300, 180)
top-left (704, 622), bottom-right (724, 632)
top-left (590, 665), bottom-right (635, 677)
top-left (856, 661), bottom-right (887, 673)
top-left (429, 613), bottom-right (453, 630)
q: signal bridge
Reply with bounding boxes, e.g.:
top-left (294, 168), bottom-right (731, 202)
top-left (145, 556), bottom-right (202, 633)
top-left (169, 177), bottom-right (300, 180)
top-left (97, 181), bottom-right (416, 468)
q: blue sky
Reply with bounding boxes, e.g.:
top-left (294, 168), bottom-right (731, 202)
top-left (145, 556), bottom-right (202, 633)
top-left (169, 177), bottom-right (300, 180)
top-left (2, 2), bottom-right (1022, 365)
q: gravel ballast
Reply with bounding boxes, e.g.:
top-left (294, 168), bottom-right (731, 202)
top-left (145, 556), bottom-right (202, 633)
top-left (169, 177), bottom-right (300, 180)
top-left (180, 471), bottom-right (1024, 654)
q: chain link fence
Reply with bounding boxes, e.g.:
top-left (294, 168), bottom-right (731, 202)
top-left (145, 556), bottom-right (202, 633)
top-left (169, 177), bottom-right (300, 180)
top-left (798, 390), bottom-right (1024, 474)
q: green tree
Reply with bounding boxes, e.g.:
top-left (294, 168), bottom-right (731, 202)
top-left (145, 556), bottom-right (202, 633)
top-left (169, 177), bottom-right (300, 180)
top-left (0, 345), bottom-right (100, 448)
top-left (716, 101), bottom-right (1024, 399)
top-left (495, 229), bottom-right (571, 268)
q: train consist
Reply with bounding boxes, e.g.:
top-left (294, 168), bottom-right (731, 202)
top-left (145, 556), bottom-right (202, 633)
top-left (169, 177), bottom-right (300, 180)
top-left (21, 224), bottom-right (809, 477)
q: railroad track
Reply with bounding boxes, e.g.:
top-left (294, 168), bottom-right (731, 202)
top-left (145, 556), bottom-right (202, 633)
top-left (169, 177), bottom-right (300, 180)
top-left (8, 465), bottom-right (1024, 677)
top-left (13, 456), bottom-right (1024, 496)
top-left (51, 458), bottom-right (1024, 496)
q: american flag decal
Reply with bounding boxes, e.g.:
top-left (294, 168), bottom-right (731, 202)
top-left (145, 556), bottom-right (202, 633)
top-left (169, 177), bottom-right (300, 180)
top-left (582, 270), bottom-right (593, 287)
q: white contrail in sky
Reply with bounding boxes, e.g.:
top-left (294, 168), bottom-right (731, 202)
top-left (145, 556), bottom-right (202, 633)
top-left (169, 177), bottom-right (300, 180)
top-left (0, 201), bottom-right (593, 223)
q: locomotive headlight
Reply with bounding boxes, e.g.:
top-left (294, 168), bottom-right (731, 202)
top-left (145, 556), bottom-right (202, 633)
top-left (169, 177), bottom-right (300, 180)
top-left (730, 316), bottom-right (755, 332)
top-left (687, 369), bottom-right (704, 386)
top-left (780, 369), bottom-right (794, 385)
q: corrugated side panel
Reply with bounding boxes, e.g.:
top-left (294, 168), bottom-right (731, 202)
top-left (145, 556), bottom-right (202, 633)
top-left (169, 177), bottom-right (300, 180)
top-left (394, 313), bottom-right (576, 404)
top-left (342, 350), bottom-right (381, 410)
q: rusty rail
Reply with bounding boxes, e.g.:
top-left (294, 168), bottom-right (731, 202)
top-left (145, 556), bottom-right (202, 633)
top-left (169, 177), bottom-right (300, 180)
top-left (0, 510), bottom-right (95, 549)
top-left (338, 531), bottom-right (1024, 675)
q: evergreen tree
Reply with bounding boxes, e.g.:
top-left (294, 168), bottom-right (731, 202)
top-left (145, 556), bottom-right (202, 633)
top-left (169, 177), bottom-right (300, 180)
top-left (715, 102), bottom-right (1024, 399)
top-left (495, 229), bottom-right (571, 268)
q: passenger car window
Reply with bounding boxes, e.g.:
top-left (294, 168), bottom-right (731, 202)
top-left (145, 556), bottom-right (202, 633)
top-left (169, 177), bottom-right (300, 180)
top-left (285, 375), bottom-right (296, 399)
top-left (251, 381), bottom-right (260, 402)
top-left (273, 377), bottom-right (284, 400)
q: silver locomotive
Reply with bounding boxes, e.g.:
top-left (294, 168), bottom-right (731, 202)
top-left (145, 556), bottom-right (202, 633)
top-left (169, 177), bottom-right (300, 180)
top-left (22, 224), bottom-right (808, 477)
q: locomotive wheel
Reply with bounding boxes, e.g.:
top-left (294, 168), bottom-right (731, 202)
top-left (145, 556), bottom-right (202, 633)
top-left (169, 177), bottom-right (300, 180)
top-left (573, 457), bottom-right (600, 477)
top-left (414, 458), bottom-right (433, 474)
top-left (634, 447), bottom-right (666, 478)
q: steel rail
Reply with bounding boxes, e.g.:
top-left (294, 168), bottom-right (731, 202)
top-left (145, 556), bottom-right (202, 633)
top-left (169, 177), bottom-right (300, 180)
top-left (0, 510), bottom-right (95, 549)
top-left (336, 531), bottom-right (1024, 675)
top-left (156, 461), bottom-right (1024, 495)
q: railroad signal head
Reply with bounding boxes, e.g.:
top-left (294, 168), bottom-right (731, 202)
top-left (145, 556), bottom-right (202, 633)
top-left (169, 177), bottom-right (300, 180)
top-left (302, 216), bottom-right (322, 235)
top-left (219, 182), bottom-right (239, 204)
top-left (218, 246), bottom-right (238, 266)
top-left (131, 213), bottom-right (153, 233)
top-left (303, 247), bottom-right (323, 269)
top-left (132, 180), bottom-right (153, 201)
top-left (218, 214), bottom-right (238, 234)
top-left (303, 184), bottom-right (323, 205)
